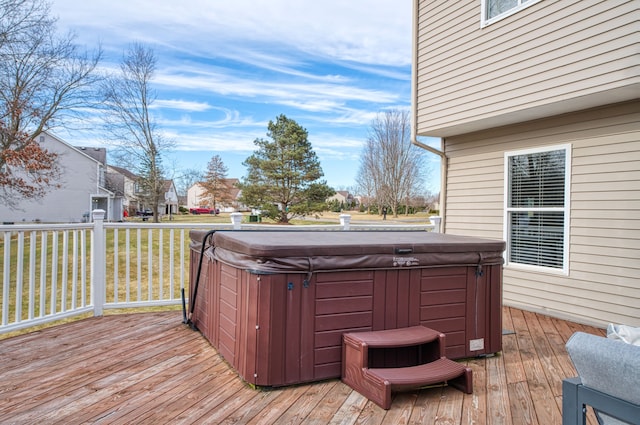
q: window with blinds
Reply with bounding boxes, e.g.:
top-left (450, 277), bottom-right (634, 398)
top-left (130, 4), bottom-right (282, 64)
top-left (505, 145), bottom-right (570, 272)
top-left (481, 0), bottom-right (541, 26)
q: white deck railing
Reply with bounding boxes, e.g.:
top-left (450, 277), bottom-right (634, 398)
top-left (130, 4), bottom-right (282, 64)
top-left (0, 210), bottom-right (440, 334)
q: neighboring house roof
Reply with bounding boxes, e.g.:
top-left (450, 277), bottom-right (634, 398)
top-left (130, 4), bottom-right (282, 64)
top-left (106, 165), bottom-right (138, 198)
top-left (108, 165), bottom-right (138, 181)
top-left (43, 132), bottom-right (105, 168)
top-left (163, 180), bottom-right (179, 204)
top-left (75, 146), bottom-right (107, 165)
top-left (163, 180), bottom-right (175, 193)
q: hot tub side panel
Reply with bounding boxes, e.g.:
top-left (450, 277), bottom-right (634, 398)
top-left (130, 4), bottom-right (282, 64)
top-left (251, 269), bottom-right (388, 386)
top-left (313, 270), bottom-right (378, 381)
top-left (214, 264), bottom-right (502, 387)
top-left (253, 272), bottom-right (318, 386)
top-left (216, 262), bottom-right (243, 369)
top-left (189, 247), bottom-right (250, 382)
top-left (419, 267), bottom-right (468, 357)
top-left (471, 263), bottom-right (502, 356)
top-left (190, 242), bottom-right (503, 387)
top-left (304, 267), bottom-right (468, 382)
top-left (417, 265), bottom-right (502, 358)
top-left (189, 247), bottom-right (217, 343)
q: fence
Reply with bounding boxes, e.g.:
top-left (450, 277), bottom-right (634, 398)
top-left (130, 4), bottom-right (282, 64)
top-left (0, 210), bottom-right (440, 334)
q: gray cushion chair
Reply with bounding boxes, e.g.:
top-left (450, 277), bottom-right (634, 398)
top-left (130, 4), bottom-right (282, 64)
top-left (563, 332), bottom-right (640, 425)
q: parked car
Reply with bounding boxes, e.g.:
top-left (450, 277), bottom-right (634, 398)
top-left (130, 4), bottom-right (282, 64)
top-left (189, 207), bottom-right (218, 215)
top-left (136, 209), bottom-right (153, 221)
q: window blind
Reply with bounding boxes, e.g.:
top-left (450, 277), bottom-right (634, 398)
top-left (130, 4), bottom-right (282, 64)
top-left (507, 148), bottom-right (567, 269)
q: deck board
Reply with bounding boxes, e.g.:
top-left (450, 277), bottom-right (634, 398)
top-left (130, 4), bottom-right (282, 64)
top-left (0, 307), bottom-right (604, 424)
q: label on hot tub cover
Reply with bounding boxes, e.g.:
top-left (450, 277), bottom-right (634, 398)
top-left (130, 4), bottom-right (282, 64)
top-left (393, 256), bottom-right (419, 267)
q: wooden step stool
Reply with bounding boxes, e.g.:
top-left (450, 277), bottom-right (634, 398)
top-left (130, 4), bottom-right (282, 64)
top-left (342, 326), bottom-right (472, 409)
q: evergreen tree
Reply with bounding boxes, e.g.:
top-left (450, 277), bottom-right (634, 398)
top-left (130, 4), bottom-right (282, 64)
top-left (239, 114), bottom-right (334, 223)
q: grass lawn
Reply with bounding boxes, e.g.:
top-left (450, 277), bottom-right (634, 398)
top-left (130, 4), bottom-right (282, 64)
top-left (1, 210), bottom-right (434, 337)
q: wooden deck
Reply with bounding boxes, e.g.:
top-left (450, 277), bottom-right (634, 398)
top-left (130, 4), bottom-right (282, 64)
top-left (0, 307), bottom-right (604, 424)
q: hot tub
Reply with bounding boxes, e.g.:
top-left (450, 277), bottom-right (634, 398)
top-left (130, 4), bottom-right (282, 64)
top-left (189, 230), bottom-right (505, 387)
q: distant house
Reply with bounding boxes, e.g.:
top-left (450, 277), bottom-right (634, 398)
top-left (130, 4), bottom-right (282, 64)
top-left (413, 1), bottom-right (639, 327)
top-left (188, 179), bottom-right (243, 212)
top-left (220, 178), bottom-right (242, 212)
top-left (107, 166), bottom-right (179, 218)
top-left (0, 132), bottom-right (120, 223)
top-left (163, 180), bottom-right (179, 216)
top-left (106, 165), bottom-right (140, 218)
top-left (326, 191), bottom-right (356, 208)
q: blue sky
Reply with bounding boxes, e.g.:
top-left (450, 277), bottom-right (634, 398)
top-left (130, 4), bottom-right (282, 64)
top-left (50, 0), bottom-right (440, 192)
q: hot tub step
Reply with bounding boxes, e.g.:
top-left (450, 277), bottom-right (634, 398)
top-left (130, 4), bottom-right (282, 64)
top-left (343, 325), bottom-right (443, 348)
top-left (368, 357), bottom-right (472, 392)
top-left (342, 326), bottom-right (473, 409)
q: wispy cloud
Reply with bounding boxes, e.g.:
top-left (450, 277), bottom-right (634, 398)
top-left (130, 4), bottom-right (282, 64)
top-left (165, 131), bottom-right (258, 152)
top-left (153, 99), bottom-right (212, 112)
top-left (157, 109), bottom-right (263, 130)
top-left (48, 0), bottom-right (435, 190)
top-left (54, 1), bottom-right (412, 65)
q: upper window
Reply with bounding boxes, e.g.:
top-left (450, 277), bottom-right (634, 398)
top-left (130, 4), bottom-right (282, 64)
top-left (482, 0), bottom-right (541, 26)
top-left (504, 145), bottom-right (571, 273)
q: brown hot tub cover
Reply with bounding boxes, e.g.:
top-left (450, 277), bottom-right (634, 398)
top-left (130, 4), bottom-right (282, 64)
top-left (190, 230), bottom-right (504, 274)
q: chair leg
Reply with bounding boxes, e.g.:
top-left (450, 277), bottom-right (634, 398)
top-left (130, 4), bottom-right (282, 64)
top-left (562, 377), bottom-right (585, 425)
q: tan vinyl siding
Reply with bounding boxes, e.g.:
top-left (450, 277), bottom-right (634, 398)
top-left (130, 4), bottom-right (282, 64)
top-left (443, 101), bottom-right (640, 327)
top-left (416, 0), bottom-right (640, 136)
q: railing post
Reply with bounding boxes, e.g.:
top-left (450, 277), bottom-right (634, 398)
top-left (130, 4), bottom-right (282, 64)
top-left (91, 209), bottom-right (106, 316)
top-left (340, 214), bottom-right (351, 231)
top-left (429, 216), bottom-right (442, 233)
top-left (230, 212), bottom-right (243, 230)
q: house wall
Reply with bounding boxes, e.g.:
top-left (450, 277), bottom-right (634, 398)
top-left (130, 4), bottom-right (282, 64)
top-left (106, 165), bottom-right (140, 214)
top-left (164, 182), bottom-right (179, 215)
top-left (326, 193), bottom-right (347, 203)
top-left (187, 183), bottom-right (207, 210)
top-left (415, 0), bottom-right (640, 136)
top-left (122, 177), bottom-right (138, 213)
top-left (1, 134), bottom-right (102, 223)
top-left (443, 101), bottom-right (640, 327)
top-left (188, 181), bottom-right (242, 212)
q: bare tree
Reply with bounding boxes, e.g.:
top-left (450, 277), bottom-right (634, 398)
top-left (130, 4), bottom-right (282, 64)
top-left (0, 0), bottom-right (101, 208)
top-left (355, 148), bottom-right (379, 214)
top-left (175, 167), bottom-right (203, 197)
top-left (101, 43), bottom-right (172, 223)
top-left (355, 110), bottom-right (428, 217)
top-left (201, 154), bottom-right (229, 211)
top-left (0, 0), bottom-right (48, 44)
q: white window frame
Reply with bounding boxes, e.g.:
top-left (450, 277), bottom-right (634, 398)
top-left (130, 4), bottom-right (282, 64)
top-left (481, 0), bottom-right (542, 27)
top-left (503, 144), bottom-right (571, 275)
